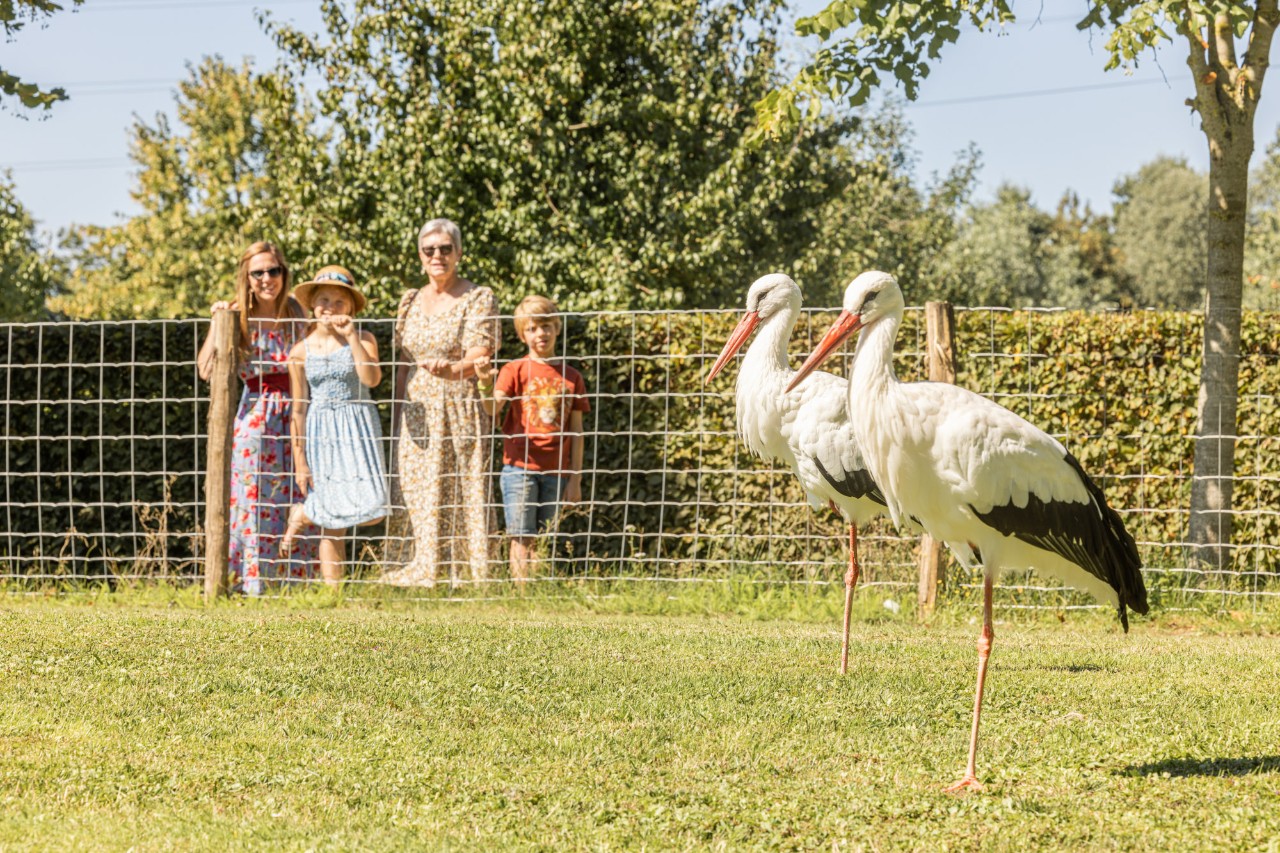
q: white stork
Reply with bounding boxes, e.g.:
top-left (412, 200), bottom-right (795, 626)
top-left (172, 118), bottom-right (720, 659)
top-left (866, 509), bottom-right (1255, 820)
top-left (706, 273), bottom-right (889, 674)
top-left (787, 271), bottom-right (1148, 792)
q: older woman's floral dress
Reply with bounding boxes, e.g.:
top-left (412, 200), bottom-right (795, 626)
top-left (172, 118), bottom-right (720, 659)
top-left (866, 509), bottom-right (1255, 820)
top-left (383, 285), bottom-right (499, 585)
top-left (229, 322), bottom-right (316, 593)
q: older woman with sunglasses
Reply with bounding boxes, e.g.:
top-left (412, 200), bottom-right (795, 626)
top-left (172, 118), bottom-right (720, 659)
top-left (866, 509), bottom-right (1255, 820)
top-left (383, 218), bottom-right (500, 586)
top-left (198, 240), bottom-right (316, 593)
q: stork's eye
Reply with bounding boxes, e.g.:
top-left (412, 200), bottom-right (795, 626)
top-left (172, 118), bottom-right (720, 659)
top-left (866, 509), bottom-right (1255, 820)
top-left (857, 290), bottom-right (879, 314)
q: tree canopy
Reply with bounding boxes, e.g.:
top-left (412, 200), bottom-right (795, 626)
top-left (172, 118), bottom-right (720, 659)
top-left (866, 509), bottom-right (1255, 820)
top-left (261, 0), bottom-right (872, 312)
top-left (54, 59), bottom-right (328, 318)
top-left (1, 1), bottom-right (84, 112)
top-left (0, 171), bottom-right (63, 320)
top-left (61, 0), bottom-right (978, 318)
top-left (1246, 124), bottom-right (1280, 308)
top-left (926, 184), bottom-right (1111, 309)
top-left (1112, 156), bottom-right (1207, 310)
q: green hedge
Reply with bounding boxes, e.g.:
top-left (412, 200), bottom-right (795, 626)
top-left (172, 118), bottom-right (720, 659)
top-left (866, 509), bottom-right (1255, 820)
top-left (3, 310), bottom-right (1277, 596)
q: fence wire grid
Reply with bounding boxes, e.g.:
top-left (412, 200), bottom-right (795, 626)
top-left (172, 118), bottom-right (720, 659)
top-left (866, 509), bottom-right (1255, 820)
top-left (3, 306), bottom-right (1278, 611)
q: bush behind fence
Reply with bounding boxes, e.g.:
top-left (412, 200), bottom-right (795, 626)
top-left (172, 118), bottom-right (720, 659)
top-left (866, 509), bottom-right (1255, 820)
top-left (3, 308), bottom-right (1279, 604)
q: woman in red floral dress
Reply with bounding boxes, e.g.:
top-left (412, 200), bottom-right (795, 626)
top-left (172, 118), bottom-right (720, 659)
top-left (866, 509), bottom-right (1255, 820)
top-left (198, 242), bottom-right (316, 593)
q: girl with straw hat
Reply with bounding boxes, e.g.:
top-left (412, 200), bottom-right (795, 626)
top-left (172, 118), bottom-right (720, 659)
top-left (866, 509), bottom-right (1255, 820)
top-left (280, 265), bottom-right (388, 586)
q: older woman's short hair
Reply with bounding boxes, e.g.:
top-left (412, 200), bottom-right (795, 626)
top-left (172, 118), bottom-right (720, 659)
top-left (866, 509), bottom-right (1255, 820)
top-left (418, 218), bottom-right (463, 255)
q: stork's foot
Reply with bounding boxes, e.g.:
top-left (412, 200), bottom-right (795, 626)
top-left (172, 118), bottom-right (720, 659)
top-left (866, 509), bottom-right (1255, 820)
top-left (943, 774), bottom-right (983, 794)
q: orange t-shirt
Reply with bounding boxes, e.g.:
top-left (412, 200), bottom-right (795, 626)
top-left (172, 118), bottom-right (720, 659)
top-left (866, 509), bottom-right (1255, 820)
top-left (495, 357), bottom-right (590, 472)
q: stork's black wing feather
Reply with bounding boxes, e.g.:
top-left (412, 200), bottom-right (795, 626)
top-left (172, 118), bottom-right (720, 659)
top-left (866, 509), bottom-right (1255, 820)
top-left (814, 456), bottom-right (886, 507)
top-left (970, 451), bottom-right (1147, 630)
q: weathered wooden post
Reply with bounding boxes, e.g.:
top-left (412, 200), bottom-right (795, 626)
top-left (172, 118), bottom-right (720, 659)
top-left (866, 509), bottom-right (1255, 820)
top-left (204, 309), bottom-right (237, 602)
top-left (917, 300), bottom-right (956, 619)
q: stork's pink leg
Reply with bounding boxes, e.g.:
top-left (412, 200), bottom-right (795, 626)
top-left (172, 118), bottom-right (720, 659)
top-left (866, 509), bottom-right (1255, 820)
top-left (840, 524), bottom-right (860, 675)
top-left (945, 572), bottom-right (995, 793)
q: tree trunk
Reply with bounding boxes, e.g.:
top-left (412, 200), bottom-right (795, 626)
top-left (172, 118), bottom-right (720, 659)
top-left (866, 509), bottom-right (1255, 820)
top-left (1188, 129), bottom-right (1251, 572)
top-left (1182, 4), bottom-right (1280, 573)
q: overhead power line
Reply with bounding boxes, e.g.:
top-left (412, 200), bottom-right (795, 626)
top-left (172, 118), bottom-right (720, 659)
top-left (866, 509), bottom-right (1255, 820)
top-left (84, 0), bottom-right (316, 11)
top-left (7, 158), bottom-right (134, 173)
top-left (909, 77), bottom-right (1173, 108)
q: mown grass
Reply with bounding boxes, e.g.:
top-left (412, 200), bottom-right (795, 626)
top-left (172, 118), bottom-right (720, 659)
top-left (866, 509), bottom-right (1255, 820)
top-left (2, 586), bottom-right (1279, 851)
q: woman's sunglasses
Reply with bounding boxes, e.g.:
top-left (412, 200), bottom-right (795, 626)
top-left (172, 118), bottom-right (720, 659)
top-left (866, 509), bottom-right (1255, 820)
top-left (420, 244), bottom-right (454, 257)
top-left (249, 267), bottom-right (284, 281)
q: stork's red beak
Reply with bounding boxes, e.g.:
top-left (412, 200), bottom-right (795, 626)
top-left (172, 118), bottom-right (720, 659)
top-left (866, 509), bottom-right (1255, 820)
top-left (785, 310), bottom-right (862, 392)
top-left (705, 311), bottom-right (760, 383)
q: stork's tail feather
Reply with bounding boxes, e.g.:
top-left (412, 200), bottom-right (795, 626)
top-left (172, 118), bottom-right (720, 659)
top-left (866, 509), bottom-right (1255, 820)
top-left (1065, 453), bottom-right (1148, 624)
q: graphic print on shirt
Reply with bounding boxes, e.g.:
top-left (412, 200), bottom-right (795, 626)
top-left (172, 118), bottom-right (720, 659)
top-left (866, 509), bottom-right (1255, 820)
top-left (522, 374), bottom-right (570, 431)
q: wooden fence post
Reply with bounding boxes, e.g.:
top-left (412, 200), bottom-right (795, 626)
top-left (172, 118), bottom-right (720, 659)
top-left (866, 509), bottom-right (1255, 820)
top-left (204, 309), bottom-right (238, 602)
top-left (917, 300), bottom-right (956, 619)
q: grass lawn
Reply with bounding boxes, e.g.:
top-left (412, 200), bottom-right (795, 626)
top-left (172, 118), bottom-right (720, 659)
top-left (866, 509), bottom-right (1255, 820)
top-left (1, 588), bottom-right (1278, 850)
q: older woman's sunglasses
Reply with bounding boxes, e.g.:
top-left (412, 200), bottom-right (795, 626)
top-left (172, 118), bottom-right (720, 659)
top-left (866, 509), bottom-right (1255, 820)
top-left (249, 267), bottom-right (284, 281)
top-left (420, 244), bottom-right (454, 257)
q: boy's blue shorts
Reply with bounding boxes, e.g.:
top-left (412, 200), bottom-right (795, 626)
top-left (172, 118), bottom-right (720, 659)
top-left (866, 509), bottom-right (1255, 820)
top-left (500, 464), bottom-right (567, 537)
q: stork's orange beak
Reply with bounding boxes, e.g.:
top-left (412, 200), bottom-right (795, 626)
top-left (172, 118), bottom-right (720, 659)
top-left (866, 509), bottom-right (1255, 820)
top-left (705, 311), bottom-right (760, 384)
top-left (785, 310), bottom-right (862, 392)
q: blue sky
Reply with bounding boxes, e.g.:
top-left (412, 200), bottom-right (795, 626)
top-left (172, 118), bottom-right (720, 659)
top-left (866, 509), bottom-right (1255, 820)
top-left (4, 1), bottom-right (1279, 239)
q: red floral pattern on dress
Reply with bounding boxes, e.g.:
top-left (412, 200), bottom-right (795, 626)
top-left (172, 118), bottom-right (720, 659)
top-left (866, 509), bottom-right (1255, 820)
top-left (228, 323), bottom-right (316, 593)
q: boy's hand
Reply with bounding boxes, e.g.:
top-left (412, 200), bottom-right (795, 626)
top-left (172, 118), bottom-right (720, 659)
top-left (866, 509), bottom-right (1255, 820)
top-left (563, 477), bottom-right (581, 504)
top-left (474, 354), bottom-right (494, 384)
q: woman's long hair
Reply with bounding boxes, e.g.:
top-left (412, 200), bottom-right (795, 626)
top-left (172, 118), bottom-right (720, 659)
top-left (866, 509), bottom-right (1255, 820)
top-left (233, 241), bottom-right (304, 355)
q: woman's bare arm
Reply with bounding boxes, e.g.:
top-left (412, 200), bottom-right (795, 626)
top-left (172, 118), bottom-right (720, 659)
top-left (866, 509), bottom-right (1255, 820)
top-left (287, 341), bottom-right (312, 496)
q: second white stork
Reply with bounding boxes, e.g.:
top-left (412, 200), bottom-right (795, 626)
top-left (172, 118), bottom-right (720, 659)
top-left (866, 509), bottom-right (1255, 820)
top-left (706, 273), bottom-right (888, 673)
top-left (787, 270), bottom-right (1148, 792)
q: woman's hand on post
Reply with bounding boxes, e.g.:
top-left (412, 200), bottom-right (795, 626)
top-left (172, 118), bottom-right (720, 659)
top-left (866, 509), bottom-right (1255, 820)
top-left (210, 300), bottom-right (233, 316)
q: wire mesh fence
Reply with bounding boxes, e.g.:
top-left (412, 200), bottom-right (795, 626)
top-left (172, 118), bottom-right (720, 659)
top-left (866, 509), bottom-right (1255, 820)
top-left (3, 306), bottom-right (1278, 610)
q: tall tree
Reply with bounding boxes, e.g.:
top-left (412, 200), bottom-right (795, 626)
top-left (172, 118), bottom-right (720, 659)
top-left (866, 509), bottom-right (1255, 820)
top-left (62, 3), bottom-right (944, 318)
top-left (263, 0), bottom-right (866, 311)
top-left (926, 184), bottom-right (1103, 308)
top-left (1048, 192), bottom-right (1132, 308)
top-left (1, 0), bottom-right (83, 112)
top-left (759, 1), bottom-right (1280, 570)
top-left (0, 172), bottom-right (63, 319)
top-left (785, 106), bottom-right (981, 307)
top-left (56, 58), bottom-right (329, 318)
top-left (1112, 156), bottom-right (1208, 309)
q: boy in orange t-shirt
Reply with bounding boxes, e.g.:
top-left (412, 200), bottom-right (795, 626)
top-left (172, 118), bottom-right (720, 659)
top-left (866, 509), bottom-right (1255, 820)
top-left (474, 295), bottom-right (589, 581)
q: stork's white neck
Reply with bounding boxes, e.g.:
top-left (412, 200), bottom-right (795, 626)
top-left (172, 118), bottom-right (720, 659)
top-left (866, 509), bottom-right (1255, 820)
top-left (850, 308), bottom-right (901, 401)
top-left (739, 305), bottom-right (794, 385)
top-left (847, 307), bottom-right (906, 524)
top-left (735, 305), bottom-right (795, 459)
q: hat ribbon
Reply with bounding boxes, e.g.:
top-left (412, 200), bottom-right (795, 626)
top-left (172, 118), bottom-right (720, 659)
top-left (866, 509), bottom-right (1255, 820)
top-left (315, 271), bottom-right (354, 286)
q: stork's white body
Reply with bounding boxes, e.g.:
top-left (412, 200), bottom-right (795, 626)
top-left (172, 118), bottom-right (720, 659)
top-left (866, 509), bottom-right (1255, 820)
top-left (851, 321), bottom-right (1118, 606)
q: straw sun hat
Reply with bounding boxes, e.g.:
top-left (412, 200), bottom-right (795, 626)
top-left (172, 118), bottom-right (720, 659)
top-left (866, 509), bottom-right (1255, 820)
top-left (294, 265), bottom-right (367, 314)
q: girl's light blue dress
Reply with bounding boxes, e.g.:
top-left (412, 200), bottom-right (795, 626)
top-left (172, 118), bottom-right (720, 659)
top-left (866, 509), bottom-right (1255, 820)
top-left (302, 339), bottom-right (389, 530)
